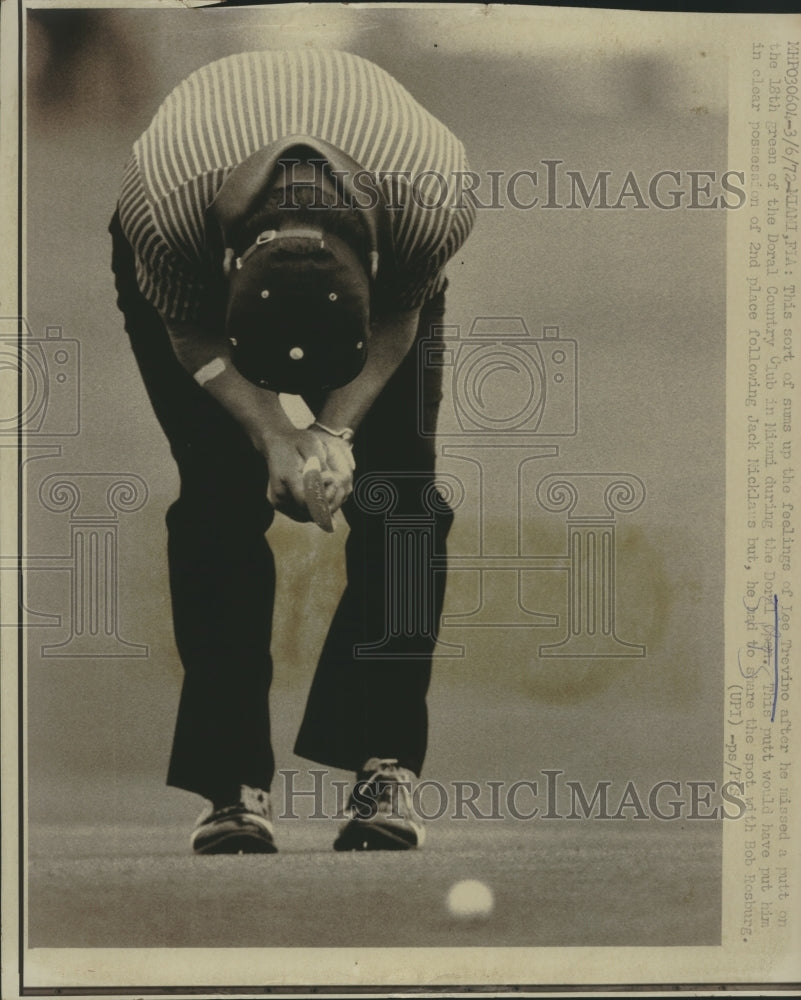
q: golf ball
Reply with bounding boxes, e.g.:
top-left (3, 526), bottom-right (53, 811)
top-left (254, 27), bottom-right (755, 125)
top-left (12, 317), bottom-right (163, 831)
top-left (446, 879), bottom-right (494, 918)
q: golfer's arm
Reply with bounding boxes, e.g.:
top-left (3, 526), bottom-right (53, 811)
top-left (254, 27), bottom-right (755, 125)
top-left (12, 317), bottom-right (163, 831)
top-left (165, 320), bottom-right (294, 446)
top-left (316, 308), bottom-right (421, 432)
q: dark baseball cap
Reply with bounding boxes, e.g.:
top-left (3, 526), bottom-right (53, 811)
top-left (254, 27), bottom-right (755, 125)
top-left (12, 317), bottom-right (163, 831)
top-left (207, 135), bottom-right (393, 394)
top-left (225, 226), bottom-right (370, 394)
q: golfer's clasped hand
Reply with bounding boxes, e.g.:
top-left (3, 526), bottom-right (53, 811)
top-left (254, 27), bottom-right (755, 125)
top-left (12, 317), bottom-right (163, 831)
top-left (311, 424), bottom-right (355, 513)
top-left (262, 426), bottom-right (354, 522)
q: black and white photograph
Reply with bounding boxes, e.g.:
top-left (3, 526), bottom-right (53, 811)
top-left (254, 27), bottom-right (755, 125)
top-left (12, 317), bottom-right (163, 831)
top-left (1, 2), bottom-right (799, 995)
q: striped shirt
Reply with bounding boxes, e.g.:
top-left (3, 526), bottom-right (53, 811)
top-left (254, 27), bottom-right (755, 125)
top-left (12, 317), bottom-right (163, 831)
top-left (117, 50), bottom-right (476, 323)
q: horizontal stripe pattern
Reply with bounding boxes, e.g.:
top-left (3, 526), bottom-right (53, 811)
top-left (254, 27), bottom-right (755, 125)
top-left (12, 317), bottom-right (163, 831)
top-left (117, 49), bottom-right (475, 322)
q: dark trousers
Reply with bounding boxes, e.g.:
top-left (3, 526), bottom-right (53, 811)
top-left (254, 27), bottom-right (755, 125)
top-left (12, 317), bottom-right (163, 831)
top-left (109, 212), bottom-right (452, 801)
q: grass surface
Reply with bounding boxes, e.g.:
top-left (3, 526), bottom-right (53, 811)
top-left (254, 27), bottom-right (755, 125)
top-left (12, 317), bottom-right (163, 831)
top-left (28, 814), bottom-right (720, 949)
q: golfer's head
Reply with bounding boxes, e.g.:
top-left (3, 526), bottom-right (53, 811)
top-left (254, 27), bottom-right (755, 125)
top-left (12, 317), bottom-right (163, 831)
top-left (223, 155), bottom-right (374, 395)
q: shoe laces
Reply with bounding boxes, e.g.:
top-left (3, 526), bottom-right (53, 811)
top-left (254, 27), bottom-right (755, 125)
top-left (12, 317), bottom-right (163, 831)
top-left (198, 785), bottom-right (272, 825)
top-left (351, 758), bottom-right (415, 818)
top-left (358, 757), bottom-right (415, 786)
top-left (239, 785), bottom-right (271, 817)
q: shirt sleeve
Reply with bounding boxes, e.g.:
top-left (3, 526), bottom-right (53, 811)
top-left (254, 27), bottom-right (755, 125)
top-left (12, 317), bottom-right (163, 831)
top-left (116, 155), bottom-right (211, 325)
top-left (387, 147), bottom-right (477, 312)
top-left (396, 203), bottom-right (476, 310)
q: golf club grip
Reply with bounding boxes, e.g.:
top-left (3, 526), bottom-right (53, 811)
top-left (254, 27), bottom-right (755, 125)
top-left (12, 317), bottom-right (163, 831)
top-left (302, 459), bottom-right (334, 532)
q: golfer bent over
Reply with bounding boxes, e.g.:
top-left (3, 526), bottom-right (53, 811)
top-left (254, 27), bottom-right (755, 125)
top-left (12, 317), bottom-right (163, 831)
top-left (111, 49), bottom-right (475, 854)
